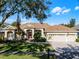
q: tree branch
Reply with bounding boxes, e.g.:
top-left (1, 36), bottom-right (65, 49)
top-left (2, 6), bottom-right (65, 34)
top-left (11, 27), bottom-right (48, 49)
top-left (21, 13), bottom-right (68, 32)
top-left (0, 11), bottom-right (14, 26)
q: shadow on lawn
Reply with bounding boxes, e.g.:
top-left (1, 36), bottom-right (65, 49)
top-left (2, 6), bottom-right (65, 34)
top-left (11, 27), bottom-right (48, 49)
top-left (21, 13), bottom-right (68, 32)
top-left (0, 41), bottom-right (25, 55)
top-left (0, 40), bottom-right (55, 59)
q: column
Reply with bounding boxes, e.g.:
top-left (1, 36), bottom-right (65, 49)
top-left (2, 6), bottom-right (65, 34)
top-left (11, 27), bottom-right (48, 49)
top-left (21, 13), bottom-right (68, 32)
top-left (12, 30), bottom-right (15, 39)
top-left (65, 33), bottom-right (68, 43)
top-left (31, 29), bottom-right (34, 39)
top-left (41, 29), bottom-right (45, 37)
top-left (4, 30), bottom-right (7, 39)
top-left (24, 29), bottom-right (27, 39)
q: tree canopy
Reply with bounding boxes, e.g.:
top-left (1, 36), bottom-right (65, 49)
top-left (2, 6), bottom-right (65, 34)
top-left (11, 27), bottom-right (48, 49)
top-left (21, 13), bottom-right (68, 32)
top-left (0, 0), bottom-right (51, 26)
top-left (69, 18), bottom-right (76, 28)
top-left (11, 21), bottom-right (17, 26)
top-left (60, 18), bottom-right (76, 28)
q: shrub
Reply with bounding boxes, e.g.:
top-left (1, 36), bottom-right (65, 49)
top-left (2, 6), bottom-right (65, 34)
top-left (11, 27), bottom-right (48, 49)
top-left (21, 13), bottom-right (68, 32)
top-left (76, 37), bottom-right (79, 42)
top-left (0, 35), bottom-right (4, 42)
top-left (37, 37), bottom-right (46, 42)
top-left (34, 31), bottom-right (41, 40)
top-left (33, 31), bottom-right (46, 42)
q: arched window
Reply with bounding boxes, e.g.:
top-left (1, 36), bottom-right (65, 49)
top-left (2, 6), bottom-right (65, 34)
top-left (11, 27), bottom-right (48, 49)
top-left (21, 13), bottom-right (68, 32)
top-left (7, 31), bottom-right (13, 40)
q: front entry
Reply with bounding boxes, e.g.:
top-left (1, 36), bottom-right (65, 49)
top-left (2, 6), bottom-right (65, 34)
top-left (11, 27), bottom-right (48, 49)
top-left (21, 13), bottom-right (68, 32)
top-left (27, 30), bottom-right (32, 40)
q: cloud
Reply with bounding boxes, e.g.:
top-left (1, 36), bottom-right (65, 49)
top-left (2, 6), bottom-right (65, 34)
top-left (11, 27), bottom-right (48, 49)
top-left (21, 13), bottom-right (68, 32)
top-left (62, 9), bottom-right (71, 14)
top-left (75, 6), bottom-right (79, 10)
top-left (51, 7), bottom-right (62, 13)
top-left (51, 7), bottom-right (71, 15)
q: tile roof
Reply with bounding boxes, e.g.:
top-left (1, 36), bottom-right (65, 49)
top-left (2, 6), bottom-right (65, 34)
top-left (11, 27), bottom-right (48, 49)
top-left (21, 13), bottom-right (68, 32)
top-left (20, 23), bottom-right (49, 29)
top-left (45, 25), bottom-right (77, 32)
top-left (20, 23), bottom-right (77, 32)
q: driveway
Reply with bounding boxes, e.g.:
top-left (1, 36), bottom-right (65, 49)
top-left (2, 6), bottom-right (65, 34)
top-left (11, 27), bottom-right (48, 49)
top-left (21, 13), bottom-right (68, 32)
top-left (48, 41), bottom-right (79, 59)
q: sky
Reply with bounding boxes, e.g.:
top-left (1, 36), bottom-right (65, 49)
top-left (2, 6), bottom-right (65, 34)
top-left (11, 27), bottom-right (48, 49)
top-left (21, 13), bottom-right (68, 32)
top-left (2, 0), bottom-right (79, 25)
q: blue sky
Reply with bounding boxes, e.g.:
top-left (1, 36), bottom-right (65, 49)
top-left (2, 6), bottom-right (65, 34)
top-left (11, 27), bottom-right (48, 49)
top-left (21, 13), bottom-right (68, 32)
top-left (3, 0), bottom-right (79, 25)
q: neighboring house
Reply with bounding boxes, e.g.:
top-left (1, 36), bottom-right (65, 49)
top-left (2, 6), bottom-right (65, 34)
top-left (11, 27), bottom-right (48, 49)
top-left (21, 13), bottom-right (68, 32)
top-left (0, 23), bottom-right (77, 42)
top-left (72, 25), bottom-right (79, 37)
top-left (0, 25), bottom-right (16, 40)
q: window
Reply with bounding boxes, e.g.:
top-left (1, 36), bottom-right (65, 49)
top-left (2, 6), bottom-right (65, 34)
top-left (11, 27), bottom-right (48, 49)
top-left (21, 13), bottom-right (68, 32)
top-left (27, 30), bottom-right (32, 39)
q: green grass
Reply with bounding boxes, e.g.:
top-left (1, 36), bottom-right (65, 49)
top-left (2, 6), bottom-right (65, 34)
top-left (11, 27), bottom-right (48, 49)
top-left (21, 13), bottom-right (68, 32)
top-left (0, 55), bottom-right (40, 59)
top-left (0, 43), bottom-right (55, 59)
top-left (0, 44), bottom-right (40, 59)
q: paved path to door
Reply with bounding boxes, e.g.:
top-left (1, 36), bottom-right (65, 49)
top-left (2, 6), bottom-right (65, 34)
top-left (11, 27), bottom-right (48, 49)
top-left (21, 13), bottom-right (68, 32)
top-left (48, 41), bottom-right (79, 59)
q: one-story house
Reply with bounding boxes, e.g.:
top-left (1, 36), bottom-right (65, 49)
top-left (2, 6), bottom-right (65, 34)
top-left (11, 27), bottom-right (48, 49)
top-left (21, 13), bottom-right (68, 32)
top-left (0, 23), bottom-right (77, 42)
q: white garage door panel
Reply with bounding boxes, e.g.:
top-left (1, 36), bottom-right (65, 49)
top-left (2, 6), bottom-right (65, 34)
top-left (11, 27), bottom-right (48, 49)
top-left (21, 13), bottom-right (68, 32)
top-left (67, 35), bottom-right (76, 42)
top-left (52, 35), bottom-right (66, 42)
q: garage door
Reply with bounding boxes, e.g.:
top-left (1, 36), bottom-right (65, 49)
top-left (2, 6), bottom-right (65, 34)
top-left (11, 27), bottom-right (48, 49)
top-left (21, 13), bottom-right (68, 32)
top-left (67, 34), bottom-right (76, 42)
top-left (47, 33), bottom-right (77, 42)
top-left (52, 34), bottom-right (67, 42)
top-left (47, 34), bottom-right (67, 42)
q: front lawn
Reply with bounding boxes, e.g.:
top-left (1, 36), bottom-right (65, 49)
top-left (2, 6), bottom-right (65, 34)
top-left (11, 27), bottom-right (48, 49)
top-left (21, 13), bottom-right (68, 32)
top-left (0, 41), bottom-right (55, 59)
top-left (0, 55), bottom-right (39, 59)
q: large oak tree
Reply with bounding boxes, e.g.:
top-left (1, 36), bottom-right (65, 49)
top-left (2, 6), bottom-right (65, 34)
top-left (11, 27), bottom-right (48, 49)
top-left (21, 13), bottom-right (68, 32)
top-left (0, 0), bottom-right (50, 26)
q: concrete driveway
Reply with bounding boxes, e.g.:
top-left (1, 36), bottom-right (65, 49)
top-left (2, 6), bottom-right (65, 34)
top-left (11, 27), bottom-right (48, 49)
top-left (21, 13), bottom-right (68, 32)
top-left (48, 41), bottom-right (79, 59)
top-left (48, 41), bottom-right (79, 49)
